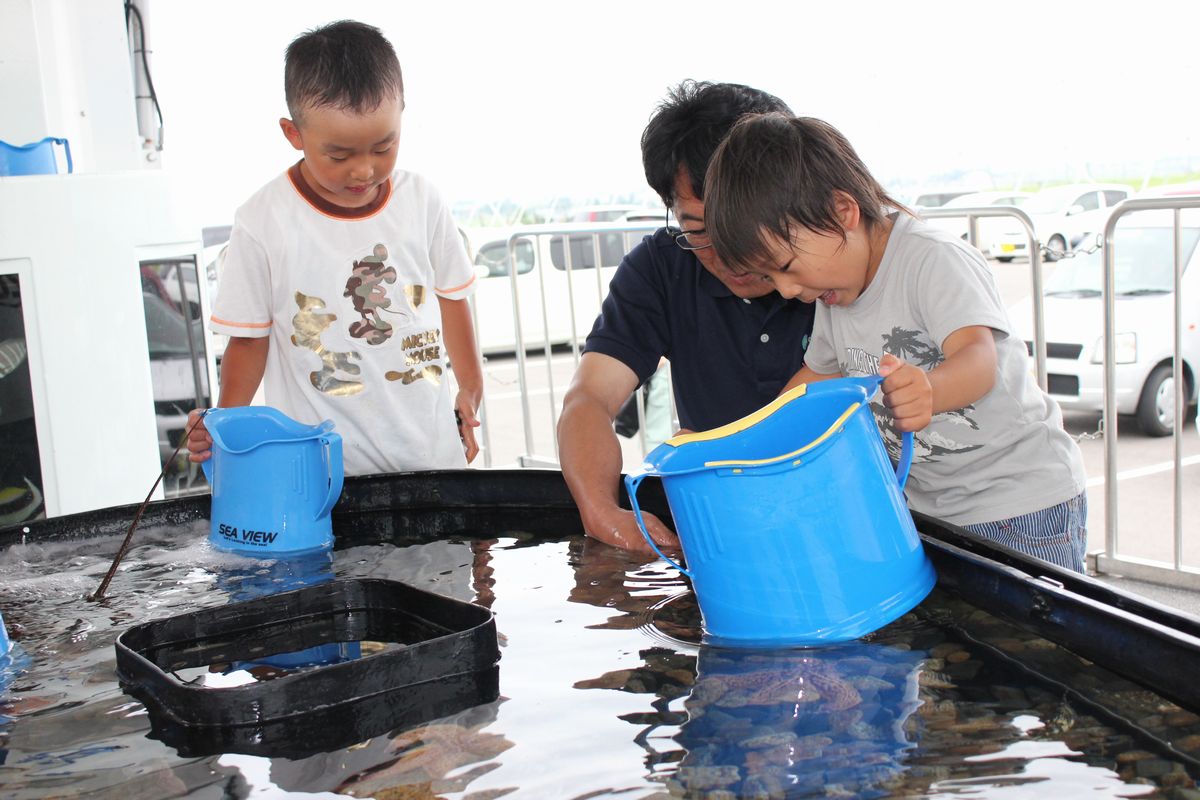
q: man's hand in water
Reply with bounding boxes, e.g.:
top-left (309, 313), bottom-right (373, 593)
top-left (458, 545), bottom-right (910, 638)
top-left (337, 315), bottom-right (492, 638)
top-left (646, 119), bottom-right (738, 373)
top-left (585, 505), bottom-right (680, 555)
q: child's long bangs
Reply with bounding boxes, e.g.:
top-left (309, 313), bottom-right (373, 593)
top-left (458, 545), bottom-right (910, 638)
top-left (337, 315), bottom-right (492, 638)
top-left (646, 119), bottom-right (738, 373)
top-left (706, 119), bottom-right (794, 272)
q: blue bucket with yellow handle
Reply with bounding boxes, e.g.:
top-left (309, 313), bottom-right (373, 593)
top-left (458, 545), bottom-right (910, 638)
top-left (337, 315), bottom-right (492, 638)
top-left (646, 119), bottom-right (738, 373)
top-left (201, 406), bottom-right (343, 555)
top-left (625, 375), bottom-right (935, 646)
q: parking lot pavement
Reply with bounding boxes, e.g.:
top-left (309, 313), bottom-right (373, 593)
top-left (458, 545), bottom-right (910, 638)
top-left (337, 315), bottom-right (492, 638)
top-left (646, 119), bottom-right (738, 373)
top-left (1091, 573), bottom-right (1200, 617)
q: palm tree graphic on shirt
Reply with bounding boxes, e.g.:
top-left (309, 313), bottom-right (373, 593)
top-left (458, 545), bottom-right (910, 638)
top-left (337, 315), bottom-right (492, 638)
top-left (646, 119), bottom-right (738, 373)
top-left (874, 326), bottom-right (982, 464)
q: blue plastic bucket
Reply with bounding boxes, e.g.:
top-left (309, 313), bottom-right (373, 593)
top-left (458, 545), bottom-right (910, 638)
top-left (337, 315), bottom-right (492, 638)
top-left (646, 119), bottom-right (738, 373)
top-left (201, 406), bottom-right (343, 555)
top-left (0, 137), bottom-right (73, 176)
top-left (625, 375), bottom-right (935, 646)
top-left (219, 549), bottom-right (361, 671)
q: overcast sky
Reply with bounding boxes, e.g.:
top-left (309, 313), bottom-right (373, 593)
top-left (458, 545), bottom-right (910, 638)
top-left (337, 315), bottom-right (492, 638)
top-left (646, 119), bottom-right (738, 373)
top-left (150, 0), bottom-right (1199, 226)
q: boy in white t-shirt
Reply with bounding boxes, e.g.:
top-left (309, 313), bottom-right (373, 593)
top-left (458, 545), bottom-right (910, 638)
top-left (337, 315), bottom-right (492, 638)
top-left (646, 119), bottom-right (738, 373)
top-left (703, 113), bottom-right (1089, 573)
top-left (187, 20), bottom-right (483, 475)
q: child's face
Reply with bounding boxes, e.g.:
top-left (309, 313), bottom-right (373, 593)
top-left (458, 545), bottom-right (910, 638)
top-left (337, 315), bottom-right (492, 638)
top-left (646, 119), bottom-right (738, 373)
top-left (672, 170), bottom-right (775, 299)
top-left (745, 195), bottom-right (883, 307)
top-left (280, 95), bottom-right (403, 208)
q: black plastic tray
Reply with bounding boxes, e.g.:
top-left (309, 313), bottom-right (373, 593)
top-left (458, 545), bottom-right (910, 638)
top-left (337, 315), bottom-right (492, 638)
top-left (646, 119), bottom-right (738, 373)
top-left (115, 577), bottom-right (499, 731)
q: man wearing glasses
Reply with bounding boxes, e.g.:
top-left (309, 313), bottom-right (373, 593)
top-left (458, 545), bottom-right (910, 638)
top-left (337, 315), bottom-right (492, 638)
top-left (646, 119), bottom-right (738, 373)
top-left (558, 81), bottom-right (816, 552)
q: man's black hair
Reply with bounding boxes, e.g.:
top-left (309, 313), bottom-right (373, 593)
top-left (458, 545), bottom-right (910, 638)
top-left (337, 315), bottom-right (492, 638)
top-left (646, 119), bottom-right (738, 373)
top-left (641, 80), bottom-right (792, 208)
top-left (284, 20), bottom-right (404, 122)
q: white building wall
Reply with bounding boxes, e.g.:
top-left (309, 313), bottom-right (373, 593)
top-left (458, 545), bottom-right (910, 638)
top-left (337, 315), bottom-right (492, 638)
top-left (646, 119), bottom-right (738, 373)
top-left (2, 0), bottom-right (143, 173)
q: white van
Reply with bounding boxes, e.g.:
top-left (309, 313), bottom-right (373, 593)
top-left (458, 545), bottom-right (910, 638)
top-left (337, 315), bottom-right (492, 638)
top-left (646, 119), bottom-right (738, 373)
top-left (464, 222), bottom-right (658, 355)
top-left (1007, 208), bottom-right (1199, 435)
top-left (990, 183), bottom-right (1133, 262)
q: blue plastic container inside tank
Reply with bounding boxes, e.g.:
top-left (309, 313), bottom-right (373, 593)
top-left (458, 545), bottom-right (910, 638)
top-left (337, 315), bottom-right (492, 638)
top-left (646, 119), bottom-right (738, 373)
top-left (218, 549), bottom-right (360, 672)
top-left (626, 375), bottom-right (936, 646)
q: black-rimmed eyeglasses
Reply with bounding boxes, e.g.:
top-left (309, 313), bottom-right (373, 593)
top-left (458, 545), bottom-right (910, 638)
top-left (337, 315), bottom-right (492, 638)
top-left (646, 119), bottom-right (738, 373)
top-left (664, 210), bottom-right (712, 252)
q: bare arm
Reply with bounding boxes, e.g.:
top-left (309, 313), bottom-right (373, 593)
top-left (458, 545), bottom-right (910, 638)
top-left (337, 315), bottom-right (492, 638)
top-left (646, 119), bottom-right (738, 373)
top-left (439, 296), bottom-right (484, 463)
top-left (557, 352), bottom-right (678, 553)
top-left (878, 325), bottom-right (997, 431)
top-left (781, 364), bottom-right (842, 394)
top-left (187, 335), bottom-right (269, 462)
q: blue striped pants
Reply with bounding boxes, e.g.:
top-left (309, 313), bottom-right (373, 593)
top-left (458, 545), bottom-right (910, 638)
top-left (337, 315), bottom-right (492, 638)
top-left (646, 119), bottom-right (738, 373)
top-left (963, 492), bottom-right (1088, 574)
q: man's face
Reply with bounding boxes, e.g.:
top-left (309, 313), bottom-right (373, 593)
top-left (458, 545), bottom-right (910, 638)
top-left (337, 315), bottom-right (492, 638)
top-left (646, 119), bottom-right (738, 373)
top-left (280, 95), bottom-right (403, 209)
top-left (671, 170), bottom-right (776, 299)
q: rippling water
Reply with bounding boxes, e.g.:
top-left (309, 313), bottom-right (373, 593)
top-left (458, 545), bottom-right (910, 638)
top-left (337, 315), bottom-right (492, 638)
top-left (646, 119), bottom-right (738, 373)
top-left (0, 522), bottom-right (1197, 798)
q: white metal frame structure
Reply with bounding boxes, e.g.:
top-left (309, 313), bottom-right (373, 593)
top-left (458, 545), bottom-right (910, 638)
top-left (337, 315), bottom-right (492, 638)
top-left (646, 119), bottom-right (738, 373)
top-left (1095, 196), bottom-right (1200, 588)
top-left (915, 206), bottom-right (1047, 388)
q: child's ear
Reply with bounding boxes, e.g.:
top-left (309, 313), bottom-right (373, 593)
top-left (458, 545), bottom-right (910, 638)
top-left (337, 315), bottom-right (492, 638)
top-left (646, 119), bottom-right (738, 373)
top-left (279, 118), bottom-right (304, 151)
top-left (832, 191), bottom-right (862, 232)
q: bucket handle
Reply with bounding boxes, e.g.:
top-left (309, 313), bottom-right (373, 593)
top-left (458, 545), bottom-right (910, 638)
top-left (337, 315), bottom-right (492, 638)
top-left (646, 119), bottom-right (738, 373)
top-left (315, 433), bottom-right (344, 520)
top-left (198, 409), bottom-right (214, 483)
top-left (51, 137), bottom-right (73, 174)
top-left (624, 472), bottom-right (692, 577)
top-left (895, 430), bottom-right (913, 489)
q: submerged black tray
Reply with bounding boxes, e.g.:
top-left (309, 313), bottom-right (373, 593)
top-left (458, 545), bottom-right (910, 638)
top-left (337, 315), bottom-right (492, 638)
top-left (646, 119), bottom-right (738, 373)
top-left (115, 578), bottom-right (500, 730)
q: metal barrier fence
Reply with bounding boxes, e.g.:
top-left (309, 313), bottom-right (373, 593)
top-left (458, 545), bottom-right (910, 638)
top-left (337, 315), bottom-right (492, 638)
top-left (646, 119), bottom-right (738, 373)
top-left (915, 206), bottom-right (1047, 388)
top-left (925, 199), bottom-right (1200, 587)
top-left (462, 222), bottom-right (666, 467)
top-left (1095, 196), bottom-right (1200, 588)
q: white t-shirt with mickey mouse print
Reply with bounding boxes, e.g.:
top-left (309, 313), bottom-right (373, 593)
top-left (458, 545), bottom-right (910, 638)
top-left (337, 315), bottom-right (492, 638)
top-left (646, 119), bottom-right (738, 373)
top-left (210, 161), bottom-right (476, 475)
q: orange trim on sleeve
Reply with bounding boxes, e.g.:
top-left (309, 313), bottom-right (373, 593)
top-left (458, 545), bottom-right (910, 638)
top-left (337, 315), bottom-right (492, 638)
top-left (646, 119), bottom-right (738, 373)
top-left (210, 315), bottom-right (272, 329)
top-left (436, 275), bottom-right (477, 295)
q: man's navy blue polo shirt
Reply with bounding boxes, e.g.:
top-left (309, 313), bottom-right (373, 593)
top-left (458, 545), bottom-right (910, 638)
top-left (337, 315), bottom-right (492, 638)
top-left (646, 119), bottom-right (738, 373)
top-left (584, 228), bottom-right (815, 432)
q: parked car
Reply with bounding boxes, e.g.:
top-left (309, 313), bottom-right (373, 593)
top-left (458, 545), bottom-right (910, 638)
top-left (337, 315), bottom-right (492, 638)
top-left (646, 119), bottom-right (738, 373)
top-left (908, 189), bottom-right (980, 209)
top-left (567, 205), bottom-right (666, 223)
top-left (465, 221), bottom-right (658, 354)
top-left (921, 191), bottom-right (1032, 254)
top-left (990, 183), bottom-right (1132, 262)
top-left (1006, 209), bottom-right (1199, 435)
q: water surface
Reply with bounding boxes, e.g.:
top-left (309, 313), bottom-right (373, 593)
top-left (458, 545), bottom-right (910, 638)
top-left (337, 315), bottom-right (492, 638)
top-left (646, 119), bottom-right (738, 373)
top-left (1, 522), bottom-right (1198, 798)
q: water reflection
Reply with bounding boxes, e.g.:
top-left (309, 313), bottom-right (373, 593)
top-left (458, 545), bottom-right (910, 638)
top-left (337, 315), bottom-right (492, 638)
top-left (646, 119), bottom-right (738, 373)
top-left (210, 549), bottom-right (359, 679)
top-left (673, 643), bottom-right (924, 798)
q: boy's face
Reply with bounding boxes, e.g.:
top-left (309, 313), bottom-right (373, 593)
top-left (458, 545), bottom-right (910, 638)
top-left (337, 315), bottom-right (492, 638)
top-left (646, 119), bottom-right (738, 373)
top-left (672, 171), bottom-right (775, 299)
top-left (280, 95), bottom-right (403, 208)
top-left (744, 194), bottom-right (881, 307)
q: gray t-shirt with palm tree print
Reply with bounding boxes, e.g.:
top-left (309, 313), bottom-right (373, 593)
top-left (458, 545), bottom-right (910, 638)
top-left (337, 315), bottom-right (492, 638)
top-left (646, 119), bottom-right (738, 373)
top-left (803, 213), bottom-right (1086, 526)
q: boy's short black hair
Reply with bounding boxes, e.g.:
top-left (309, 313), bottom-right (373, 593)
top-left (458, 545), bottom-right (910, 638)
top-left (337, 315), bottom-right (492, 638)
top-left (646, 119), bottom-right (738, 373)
top-left (705, 113), bottom-right (909, 271)
top-left (641, 81), bottom-right (792, 208)
top-left (284, 20), bottom-right (404, 122)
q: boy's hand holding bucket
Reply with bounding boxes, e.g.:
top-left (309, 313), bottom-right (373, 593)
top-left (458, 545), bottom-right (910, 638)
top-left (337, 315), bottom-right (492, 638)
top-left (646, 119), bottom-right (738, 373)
top-left (186, 408), bottom-right (213, 464)
top-left (877, 354), bottom-right (933, 432)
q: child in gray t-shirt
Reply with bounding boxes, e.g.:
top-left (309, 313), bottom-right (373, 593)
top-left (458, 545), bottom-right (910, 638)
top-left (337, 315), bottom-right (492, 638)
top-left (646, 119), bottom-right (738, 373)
top-left (703, 113), bottom-right (1088, 573)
